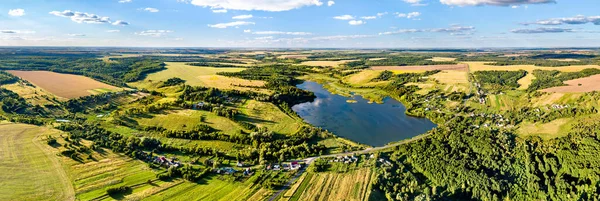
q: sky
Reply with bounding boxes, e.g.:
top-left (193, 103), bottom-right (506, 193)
top-left (1, 0), bottom-right (599, 48)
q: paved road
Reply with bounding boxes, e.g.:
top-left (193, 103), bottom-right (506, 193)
top-left (265, 133), bottom-right (430, 201)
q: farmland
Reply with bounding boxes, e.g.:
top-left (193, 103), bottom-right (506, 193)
top-left (371, 64), bottom-right (468, 73)
top-left (7, 70), bottom-right (121, 99)
top-left (542, 74), bottom-right (600, 93)
top-left (300, 60), bottom-right (359, 67)
top-left (0, 123), bottom-right (74, 201)
top-left (281, 168), bottom-right (375, 201)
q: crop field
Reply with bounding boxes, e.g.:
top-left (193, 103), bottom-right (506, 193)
top-left (466, 62), bottom-right (600, 72)
top-left (239, 100), bottom-right (303, 135)
top-left (300, 60), bottom-right (359, 67)
top-left (131, 62), bottom-right (268, 93)
top-left (1, 82), bottom-right (65, 105)
top-left (371, 64), bottom-right (468, 73)
top-left (343, 70), bottom-right (390, 86)
top-left (542, 74), bottom-right (600, 93)
top-left (7, 70), bottom-right (121, 99)
top-left (426, 57), bottom-right (457, 62)
top-left (283, 168), bottom-right (374, 201)
top-left (135, 109), bottom-right (248, 134)
top-left (0, 123), bottom-right (74, 201)
top-left (430, 70), bottom-right (469, 84)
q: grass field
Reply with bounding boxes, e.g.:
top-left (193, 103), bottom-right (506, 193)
top-left (542, 74), bottom-right (600, 93)
top-left (239, 100), bottom-right (303, 135)
top-left (131, 62), bottom-right (268, 93)
top-left (1, 82), bottom-right (65, 105)
top-left (7, 70), bottom-right (121, 99)
top-left (135, 109), bottom-right (248, 134)
top-left (517, 118), bottom-right (572, 140)
top-left (0, 123), bottom-right (74, 201)
top-left (301, 60), bottom-right (358, 67)
top-left (282, 168), bottom-right (375, 201)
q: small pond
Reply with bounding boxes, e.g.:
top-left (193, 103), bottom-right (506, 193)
top-left (292, 81), bottom-right (437, 147)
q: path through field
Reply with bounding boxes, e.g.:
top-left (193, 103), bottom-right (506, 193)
top-left (0, 123), bottom-right (75, 201)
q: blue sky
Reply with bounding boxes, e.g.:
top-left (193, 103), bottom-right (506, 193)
top-left (1, 0), bottom-right (599, 48)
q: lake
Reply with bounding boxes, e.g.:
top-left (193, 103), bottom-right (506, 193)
top-left (292, 81), bottom-right (437, 147)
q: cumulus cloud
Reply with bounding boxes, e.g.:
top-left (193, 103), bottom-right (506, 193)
top-left (189, 0), bottom-right (324, 12)
top-left (232, 14), bottom-right (253, 19)
top-left (328, 1), bottom-right (335, 6)
top-left (440, 0), bottom-right (555, 6)
top-left (118, 0), bottom-right (132, 3)
top-left (511, 27), bottom-right (573, 34)
top-left (361, 16), bottom-right (377, 20)
top-left (208, 21), bottom-right (255, 28)
top-left (377, 12), bottom-right (388, 17)
top-left (522, 15), bottom-right (600, 26)
top-left (255, 36), bottom-right (274, 40)
top-left (244, 29), bottom-right (252, 33)
top-left (106, 30), bottom-right (120, 33)
top-left (1, 30), bottom-right (35, 34)
top-left (396, 12), bottom-right (421, 19)
top-left (135, 30), bottom-right (173, 37)
top-left (143, 8), bottom-right (160, 12)
top-left (49, 10), bottom-right (129, 26)
top-left (379, 25), bottom-right (475, 35)
top-left (212, 9), bottom-right (228, 13)
top-left (252, 31), bottom-right (312, 35)
top-left (348, 20), bottom-right (366, 25)
top-left (8, 9), bottom-right (25, 17)
top-left (333, 15), bottom-right (354, 20)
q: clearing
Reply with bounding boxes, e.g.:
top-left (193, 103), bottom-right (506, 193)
top-left (131, 62), bottom-right (268, 93)
top-left (371, 64), bottom-right (468, 73)
top-left (7, 70), bottom-right (121, 99)
top-left (542, 74), bottom-right (600, 93)
top-left (0, 123), bottom-right (74, 201)
top-left (238, 100), bottom-right (303, 135)
top-left (135, 109), bottom-right (248, 135)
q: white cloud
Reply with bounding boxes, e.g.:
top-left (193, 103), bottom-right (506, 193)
top-left (255, 36), bottom-right (274, 40)
top-left (135, 30), bottom-right (173, 37)
top-left (377, 12), bottom-right (388, 17)
top-left (333, 15), bottom-right (354, 20)
top-left (1, 30), bottom-right (35, 34)
top-left (511, 5), bottom-right (519, 8)
top-left (244, 29), bottom-right (252, 33)
top-left (189, 0), bottom-right (324, 12)
top-left (379, 25), bottom-right (475, 35)
top-left (440, 0), bottom-right (555, 6)
top-left (327, 1), bottom-right (335, 6)
top-left (511, 27), bottom-right (573, 34)
top-left (8, 9), bottom-right (25, 17)
top-left (212, 9), bottom-right (228, 13)
top-left (403, 0), bottom-right (427, 6)
top-left (50, 10), bottom-right (129, 26)
top-left (252, 31), bottom-right (312, 35)
top-left (67, 34), bottom-right (86, 37)
top-left (118, 0), bottom-right (132, 3)
top-left (348, 20), bottom-right (366, 25)
top-left (232, 14), bottom-right (253, 19)
top-left (396, 12), bottom-right (421, 19)
top-left (143, 8), bottom-right (160, 12)
top-left (522, 15), bottom-right (600, 26)
top-left (208, 21), bottom-right (255, 28)
top-left (361, 16), bottom-right (377, 20)
top-left (106, 30), bottom-right (120, 33)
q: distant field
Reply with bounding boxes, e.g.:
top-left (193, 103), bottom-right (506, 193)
top-left (279, 54), bottom-right (310, 59)
top-left (371, 64), bottom-right (468, 73)
top-left (343, 70), bottom-right (389, 86)
top-left (426, 57), bottom-right (457, 62)
top-left (301, 60), bottom-right (359, 67)
top-left (0, 123), bottom-right (74, 201)
top-left (131, 62), bottom-right (268, 93)
top-left (283, 168), bottom-right (374, 201)
top-left (7, 70), bottom-right (121, 99)
top-left (239, 100), bottom-right (303, 135)
top-left (466, 62), bottom-right (600, 72)
top-left (430, 70), bottom-right (469, 84)
top-left (542, 74), bottom-right (600, 93)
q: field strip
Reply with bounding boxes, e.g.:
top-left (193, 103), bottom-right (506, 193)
top-left (31, 128), bottom-right (76, 201)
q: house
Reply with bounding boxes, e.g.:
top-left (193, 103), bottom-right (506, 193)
top-left (236, 161), bottom-right (244, 167)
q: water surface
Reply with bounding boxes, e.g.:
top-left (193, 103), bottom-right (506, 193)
top-left (292, 81), bottom-right (437, 147)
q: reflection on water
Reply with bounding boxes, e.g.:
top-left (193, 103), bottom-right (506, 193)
top-left (292, 81), bottom-right (437, 147)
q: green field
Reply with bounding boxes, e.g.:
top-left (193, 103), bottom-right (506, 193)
top-left (239, 100), bottom-right (303, 135)
top-left (135, 109), bottom-right (248, 134)
top-left (0, 123), bottom-right (74, 201)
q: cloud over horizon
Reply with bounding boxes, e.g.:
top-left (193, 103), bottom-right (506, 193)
top-left (189, 0), bottom-right (324, 12)
top-left (49, 10), bottom-right (129, 26)
top-left (440, 0), bottom-right (555, 6)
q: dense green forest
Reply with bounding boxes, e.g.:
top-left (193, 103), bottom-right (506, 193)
top-left (528, 68), bottom-right (600, 91)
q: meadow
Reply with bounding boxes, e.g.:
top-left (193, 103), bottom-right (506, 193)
top-left (7, 70), bottom-right (121, 99)
top-left (130, 62), bottom-right (268, 93)
top-left (0, 123), bottom-right (74, 201)
top-left (239, 100), bottom-right (304, 135)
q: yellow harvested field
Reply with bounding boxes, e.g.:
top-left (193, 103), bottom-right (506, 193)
top-left (290, 169), bottom-right (374, 201)
top-left (426, 57), bottom-right (457, 62)
top-left (368, 58), bottom-right (387, 61)
top-left (132, 62), bottom-right (268, 93)
top-left (517, 73), bottom-right (536, 90)
top-left (517, 118), bottom-right (571, 140)
top-left (301, 60), bottom-right (359, 67)
top-left (7, 70), bottom-right (121, 99)
top-left (542, 74), bottom-right (600, 93)
top-left (279, 54), bottom-right (310, 59)
top-left (343, 70), bottom-right (388, 86)
top-left (1, 82), bottom-right (66, 105)
top-left (430, 70), bottom-right (469, 84)
top-left (466, 62), bottom-right (600, 72)
top-left (371, 64), bottom-right (468, 73)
